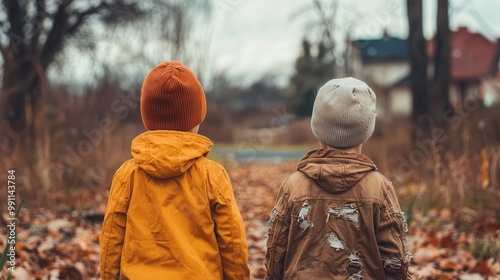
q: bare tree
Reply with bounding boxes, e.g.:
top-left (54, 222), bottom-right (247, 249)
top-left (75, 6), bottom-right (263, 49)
top-left (0, 1), bottom-right (148, 155)
top-left (431, 0), bottom-right (452, 124)
top-left (288, 0), bottom-right (338, 117)
top-left (0, 0), bottom-right (211, 203)
top-left (0, 0), bottom-right (210, 147)
top-left (407, 0), bottom-right (430, 137)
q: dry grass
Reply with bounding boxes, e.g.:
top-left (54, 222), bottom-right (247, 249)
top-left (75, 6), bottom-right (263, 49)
top-left (363, 108), bottom-right (500, 222)
top-left (0, 81), bottom-right (143, 209)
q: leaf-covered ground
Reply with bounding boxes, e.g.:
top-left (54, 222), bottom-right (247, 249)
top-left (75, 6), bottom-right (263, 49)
top-left (1, 163), bottom-right (499, 279)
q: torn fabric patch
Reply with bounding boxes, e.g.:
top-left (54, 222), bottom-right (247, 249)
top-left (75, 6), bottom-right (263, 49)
top-left (297, 201), bottom-right (313, 231)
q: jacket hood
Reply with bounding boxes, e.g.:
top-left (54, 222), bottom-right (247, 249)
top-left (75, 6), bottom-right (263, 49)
top-left (131, 130), bottom-right (213, 179)
top-left (297, 149), bottom-right (376, 193)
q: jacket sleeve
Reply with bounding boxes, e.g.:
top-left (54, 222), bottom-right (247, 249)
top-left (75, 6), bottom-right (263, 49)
top-left (100, 172), bottom-right (129, 280)
top-left (265, 179), bottom-right (291, 280)
top-left (376, 182), bottom-right (413, 280)
top-left (210, 168), bottom-right (250, 280)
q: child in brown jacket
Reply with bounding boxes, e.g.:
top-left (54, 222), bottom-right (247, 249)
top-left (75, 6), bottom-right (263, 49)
top-left (265, 77), bottom-right (412, 279)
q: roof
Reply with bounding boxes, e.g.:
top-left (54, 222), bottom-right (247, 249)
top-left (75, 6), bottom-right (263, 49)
top-left (428, 27), bottom-right (498, 81)
top-left (353, 27), bottom-right (499, 82)
top-left (352, 36), bottom-right (408, 63)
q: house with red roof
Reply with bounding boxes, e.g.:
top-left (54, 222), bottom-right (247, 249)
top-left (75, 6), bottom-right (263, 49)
top-left (428, 27), bottom-right (500, 104)
top-left (351, 27), bottom-right (500, 116)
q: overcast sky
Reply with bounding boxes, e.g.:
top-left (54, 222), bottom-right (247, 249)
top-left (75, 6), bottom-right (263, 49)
top-left (208, 0), bottom-right (500, 86)
top-left (61, 0), bottom-right (500, 88)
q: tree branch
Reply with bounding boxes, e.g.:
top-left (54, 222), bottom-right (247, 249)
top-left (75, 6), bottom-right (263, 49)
top-left (31, 0), bottom-right (47, 52)
top-left (66, 2), bottom-right (109, 35)
top-left (312, 0), bottom-right (335, 46)
top-left (40, 0), bottom-right (73, 69)
top-left (3, 0), bottom-right (27, 56)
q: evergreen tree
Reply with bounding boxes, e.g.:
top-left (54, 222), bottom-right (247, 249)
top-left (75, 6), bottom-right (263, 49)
top-left (287, 38), bottom-right (336, 117)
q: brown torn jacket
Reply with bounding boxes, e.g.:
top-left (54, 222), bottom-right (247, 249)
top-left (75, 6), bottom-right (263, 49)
top-left (266, 149), bottom-right (412, 279)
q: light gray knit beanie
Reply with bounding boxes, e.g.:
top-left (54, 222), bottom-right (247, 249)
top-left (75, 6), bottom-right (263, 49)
top-left (311, 77), bottom-right (377, 148)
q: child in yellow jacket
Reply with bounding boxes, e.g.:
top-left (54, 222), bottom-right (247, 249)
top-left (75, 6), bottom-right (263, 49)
top-left (100, 61), bottom-right (250, 280)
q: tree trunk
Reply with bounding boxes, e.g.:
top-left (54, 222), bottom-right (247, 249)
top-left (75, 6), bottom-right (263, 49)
top-left (432, 0), bottom-right (452, 125)
top-left (490, 38), bottom-right (500, 77)
top-left (1, 49), bottom-right (44, 146)
top-left (407, 0), bottom-right (430, 139)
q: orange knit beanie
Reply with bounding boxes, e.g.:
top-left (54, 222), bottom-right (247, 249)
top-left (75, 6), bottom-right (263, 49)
top-left (140, 61), bottom-right (206, 131)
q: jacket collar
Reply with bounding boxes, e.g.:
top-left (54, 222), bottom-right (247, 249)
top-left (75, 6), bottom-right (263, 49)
top-left (131, 130), bottom-right (213, 179)
top-left (297, 148), bottom-right (377, 193)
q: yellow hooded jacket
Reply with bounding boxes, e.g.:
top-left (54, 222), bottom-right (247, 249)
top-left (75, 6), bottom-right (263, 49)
top-left (100, 130), bottom-right (250, 279)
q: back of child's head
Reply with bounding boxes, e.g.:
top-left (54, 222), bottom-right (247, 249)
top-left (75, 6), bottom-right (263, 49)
top-left (140, 61), bottom-right (206, 131)
top-left (311, 77), bottom-right (377, 148)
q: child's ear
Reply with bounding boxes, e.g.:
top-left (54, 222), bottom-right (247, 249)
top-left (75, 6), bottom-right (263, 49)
top-left (319, 140), bottom-right (328, 149)
top-left (188, 124), bottom-right (200, 134)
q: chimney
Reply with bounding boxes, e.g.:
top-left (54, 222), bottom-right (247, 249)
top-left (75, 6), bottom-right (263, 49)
top-left (382, 29), bottom-right (390, 40)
